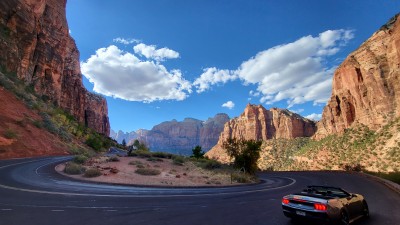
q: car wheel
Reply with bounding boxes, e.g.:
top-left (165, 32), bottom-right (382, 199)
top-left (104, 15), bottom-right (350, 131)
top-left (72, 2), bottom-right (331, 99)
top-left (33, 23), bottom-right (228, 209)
top-left (362, 201), bottom-right (370, 218)
top-left (340, 211), bottom-right (350, 225)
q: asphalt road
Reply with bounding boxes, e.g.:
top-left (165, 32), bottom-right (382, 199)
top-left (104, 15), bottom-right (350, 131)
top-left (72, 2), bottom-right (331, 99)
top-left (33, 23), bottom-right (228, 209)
top-left (0, 157), bottom-right (399, 225)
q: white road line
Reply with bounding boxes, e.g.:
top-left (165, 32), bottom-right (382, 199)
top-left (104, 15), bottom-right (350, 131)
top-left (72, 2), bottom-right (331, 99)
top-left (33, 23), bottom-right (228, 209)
top-left (1, 209), bottom-right (13, 211)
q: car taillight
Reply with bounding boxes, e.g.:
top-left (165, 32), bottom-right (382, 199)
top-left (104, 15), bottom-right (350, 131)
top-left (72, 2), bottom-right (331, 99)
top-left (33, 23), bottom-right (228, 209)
top-left (282, 198), bottom-right (290, 204)
top-left (314, 203), bottom-right (327, 211)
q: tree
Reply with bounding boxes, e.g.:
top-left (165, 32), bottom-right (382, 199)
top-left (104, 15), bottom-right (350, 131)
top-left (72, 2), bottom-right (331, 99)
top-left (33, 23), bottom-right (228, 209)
top-left (122, 139), bottom-right (126, 147)
top-left (133, 139), bottom-right (149, 151)
top-left (222, 138), bottom-right (262, 174)
top-left (191, 145), bottom-right (205, 159)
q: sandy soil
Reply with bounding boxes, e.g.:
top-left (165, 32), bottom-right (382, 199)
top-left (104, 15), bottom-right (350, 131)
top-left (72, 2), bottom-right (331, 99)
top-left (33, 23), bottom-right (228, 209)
top-left (57, 155), bottom-right (241, 187)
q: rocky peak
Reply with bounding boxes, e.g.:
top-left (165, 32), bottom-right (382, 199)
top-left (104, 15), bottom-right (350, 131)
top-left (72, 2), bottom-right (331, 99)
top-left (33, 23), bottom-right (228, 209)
top-left (315, 13), bottom-right (400, 138)
top-left (206, 104), bottom-right (316, 161)
top-left (0, 0), bottom-right (110, 135)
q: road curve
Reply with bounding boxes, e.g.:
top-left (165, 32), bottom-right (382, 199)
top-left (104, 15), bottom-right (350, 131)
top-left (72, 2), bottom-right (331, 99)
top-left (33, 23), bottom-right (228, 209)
top-left (0, 156), bottom-right (399, 225)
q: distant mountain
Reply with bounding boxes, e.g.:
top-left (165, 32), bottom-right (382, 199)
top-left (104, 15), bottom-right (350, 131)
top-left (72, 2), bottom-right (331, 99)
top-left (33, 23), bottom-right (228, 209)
top-left (110, 113), bottom-right (230, 155)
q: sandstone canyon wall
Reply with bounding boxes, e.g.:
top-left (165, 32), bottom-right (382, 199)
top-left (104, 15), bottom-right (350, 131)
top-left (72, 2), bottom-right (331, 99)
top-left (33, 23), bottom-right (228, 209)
top-left (315, 14), bottom-right (400, 138)
top-left (206, 104), bottom-right (316, 161)
top-left (0, 0), bottom-right (110, 135)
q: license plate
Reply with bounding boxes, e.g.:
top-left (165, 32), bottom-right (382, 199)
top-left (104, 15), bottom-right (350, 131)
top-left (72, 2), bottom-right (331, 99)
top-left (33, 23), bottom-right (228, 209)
top-left (296, 211), bottom-right (306, 216)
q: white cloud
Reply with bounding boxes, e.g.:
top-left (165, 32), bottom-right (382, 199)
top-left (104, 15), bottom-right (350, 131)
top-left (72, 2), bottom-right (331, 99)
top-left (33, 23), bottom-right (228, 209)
top-left (133, 43), bottom-right (179, 61)
top-left (238, 29), bottom-right (353, 107)
top-left (194, 29), bottom-right (354, 108)
top-left (291, 108), bottom-right (304, 113)
top-left (305, 113), bottom-right (322, 121)
top-left (222, 101), bottom-right (235, 109)
top-left (81, 45), bottom-right (192, 102)
top-left (193, 67), bottom-right (237, 93)
top-left (113, 37), bottom-right (140, 45)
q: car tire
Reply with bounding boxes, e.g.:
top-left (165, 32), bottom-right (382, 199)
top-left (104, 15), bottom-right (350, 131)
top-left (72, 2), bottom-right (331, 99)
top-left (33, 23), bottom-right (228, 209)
top-left (340, 211), bottom-right (350, 225)
top-left (362, 200), bottom-right (370, 218)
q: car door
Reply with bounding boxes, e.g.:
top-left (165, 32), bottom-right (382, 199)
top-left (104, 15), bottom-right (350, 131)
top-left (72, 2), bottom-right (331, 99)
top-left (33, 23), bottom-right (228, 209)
top-left (344, 194), bottom-right (361, 220)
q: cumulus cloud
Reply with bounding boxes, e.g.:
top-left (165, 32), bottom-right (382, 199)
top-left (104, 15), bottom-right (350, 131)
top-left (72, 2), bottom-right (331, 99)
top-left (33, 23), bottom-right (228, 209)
top-left (193, 29), bottom-right (354, 108)
top-left (238, 29), bottom-right (353, 107)
top-left (133, 43), bottom-right (179, 61)
top-left (305, 113), bottom-right (322, 121)
top-left (113, 37), bottom-right (140, 45)
top-left (81, 45), bottom-right (192, 102)
top-left (222, 101), bottom-right (235, 109)
top-left (193, 67), bottom-right (238, 93)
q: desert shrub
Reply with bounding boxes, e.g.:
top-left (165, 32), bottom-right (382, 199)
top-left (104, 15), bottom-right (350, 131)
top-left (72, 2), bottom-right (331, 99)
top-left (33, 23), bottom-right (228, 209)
top-left (3, 129), bottom-right (17, 139)
top-left (73, 155), bottom-right (88, 164)
top-left (129, 160), bottom-right (143, 166)
top-left (84, 168), bottom-right (102, 177)
top-left (108, 156), bottom-right (120, 162)
top-left (152, 151), bottom-right (173, 159)
top-left (231, 172), bottom-right (255, 183)
top-left (64, 162), bottom-right (84, 175)
top-left (129, 150), bottom-right (152, 158)
top-left (135, 168), bottom-right (161, 176)
top-left (32, 120), bottom-right (42, 128)
top-left (343, 163), bottom-right (364, 172)
top-left (172, 155), bottom-right (185, 166)
top-left (195, 158), bottom-right (222, 170)
top-left (85, 135), bottom-right (103, 151)
top-left (147, 157), bottom-right (163, 162)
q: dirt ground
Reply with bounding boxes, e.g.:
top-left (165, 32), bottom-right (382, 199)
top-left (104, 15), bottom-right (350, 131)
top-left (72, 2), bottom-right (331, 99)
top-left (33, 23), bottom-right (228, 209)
top-left (56, 155), bottom-right (242, 187)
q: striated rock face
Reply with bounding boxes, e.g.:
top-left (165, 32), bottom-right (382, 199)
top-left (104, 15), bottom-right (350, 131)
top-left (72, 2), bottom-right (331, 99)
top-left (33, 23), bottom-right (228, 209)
top-left (206, 104), bottom-right (316, 161)
top-left (0, 0), bottom-right (110, 135)
top-left (315, 14), bottom-right (400, 138)
top-left (110, 129), bottom-right (139, 144)
top-left (125, 114), bottom-right (230, 155)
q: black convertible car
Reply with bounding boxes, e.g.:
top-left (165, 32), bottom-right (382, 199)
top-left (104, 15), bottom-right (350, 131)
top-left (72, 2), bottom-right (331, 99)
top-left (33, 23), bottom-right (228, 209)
top-left (282, 185), bottom-right (369, 224)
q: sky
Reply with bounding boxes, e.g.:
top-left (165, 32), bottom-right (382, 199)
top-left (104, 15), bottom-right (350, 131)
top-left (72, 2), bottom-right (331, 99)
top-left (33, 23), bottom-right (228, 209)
top-left (66, 0), bottom-right (400, 133)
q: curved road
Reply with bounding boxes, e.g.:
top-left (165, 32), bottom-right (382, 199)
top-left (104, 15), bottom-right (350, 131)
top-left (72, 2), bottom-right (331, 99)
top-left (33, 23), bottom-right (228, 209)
top-left (0, 157), bottom-right (399, 225)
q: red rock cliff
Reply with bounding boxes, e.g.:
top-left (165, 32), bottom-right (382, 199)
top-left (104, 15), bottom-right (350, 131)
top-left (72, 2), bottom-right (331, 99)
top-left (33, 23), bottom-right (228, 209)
top-left (315, 14), bottom-right (400, 138)
top-left (206, 104), bottom-right (316, 161)
top-left (0, 0), bottom-right (110, 135)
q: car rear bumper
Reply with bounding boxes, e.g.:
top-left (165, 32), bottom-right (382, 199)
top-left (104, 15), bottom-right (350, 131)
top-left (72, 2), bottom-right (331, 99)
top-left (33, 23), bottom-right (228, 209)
top-left (282, 205), bottom-right (329, 222)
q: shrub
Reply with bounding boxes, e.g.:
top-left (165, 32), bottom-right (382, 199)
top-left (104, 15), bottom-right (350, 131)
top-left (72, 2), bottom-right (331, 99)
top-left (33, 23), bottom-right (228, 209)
top-left (73, 155), bottom-right (88, 164)
top-left (152, 152), bottom-right (173, 159)
top-left (4, 129), bottom-right (17, 139)
top-left (195, 158), bottom-right (222, 170)
top-left (172, 155), bottom-right (185, 166)
top-left (84, 168), bottom-right (102, 178)
top-left (231, 172), bottom-right (255, 183)
top-left (129, 150), bottom-right (152, 158)
top-left (147, 157), bottom-right (163, 162)
top-left (64, 162), bottom-right (84, 175)
top-left (129, 160), bottom-right (143, 166)
top-left (85, 135), bottom-right (103, 151)
top-left (108, 156), bottom-right (120, 162)
top-left (135, 168), bottom-right (161, 176)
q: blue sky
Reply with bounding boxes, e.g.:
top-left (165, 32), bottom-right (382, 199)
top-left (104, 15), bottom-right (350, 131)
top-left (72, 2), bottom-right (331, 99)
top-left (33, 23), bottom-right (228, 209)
top-left (66, 0), bottom-right (400, 133)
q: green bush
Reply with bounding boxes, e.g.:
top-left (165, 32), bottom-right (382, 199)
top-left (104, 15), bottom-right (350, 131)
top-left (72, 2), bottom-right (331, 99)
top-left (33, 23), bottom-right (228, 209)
top-left (231, 172), bottom-right (255, 183)
top-left (3, 129), bottom-right (17, 139)
top-left (129, 150), bottom-right (152, 158)
top-left (64, 162), bottom-right (84, 175)
top-left (135, 168), bottom-right (161, 176)
top-left (85, 135), bottom-right (103, 151)
top-left (108, 156), bottom-right (120, 162)
top-left (152, 151), bottom-right (173, 159)
top-left (172, 155), bottom-right (185, 166)
top-left (84, 168), bottom-right (102, 178)
top-left (73, 155), bottom-right (88, 164)
top-left (129, 160), bottom-right (143, 166)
